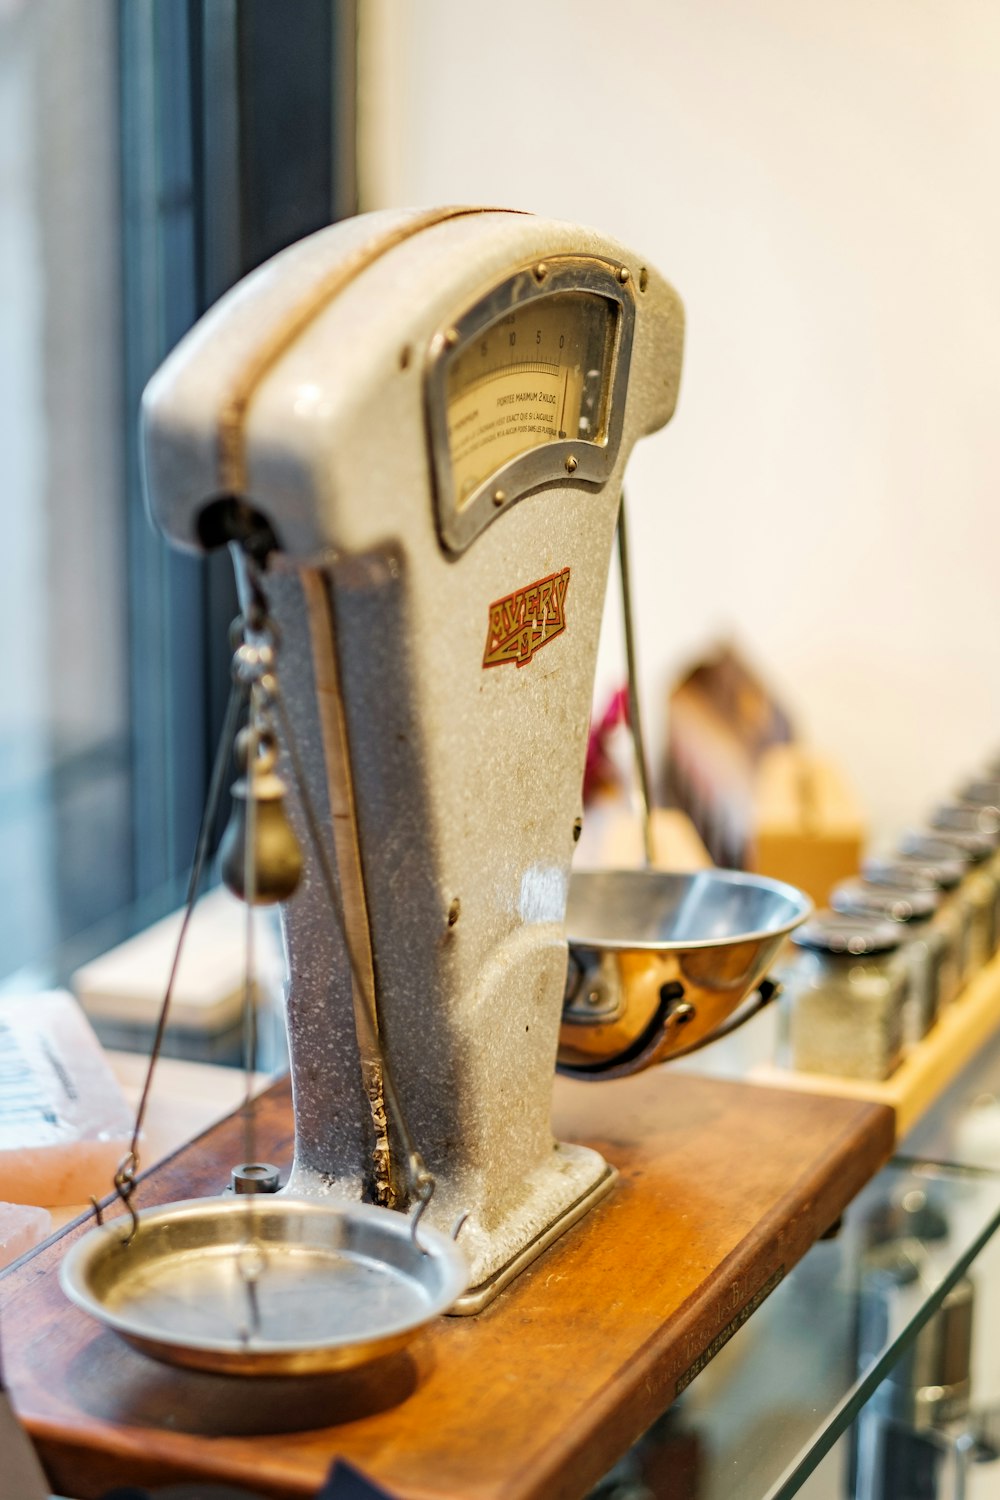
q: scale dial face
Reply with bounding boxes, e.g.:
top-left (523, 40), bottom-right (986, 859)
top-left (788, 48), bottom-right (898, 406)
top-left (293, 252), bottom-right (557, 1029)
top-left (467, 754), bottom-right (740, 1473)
top-left (445, 292), bottom-right (614, 508)
top-left (426, 258), bottom-right (635, 553)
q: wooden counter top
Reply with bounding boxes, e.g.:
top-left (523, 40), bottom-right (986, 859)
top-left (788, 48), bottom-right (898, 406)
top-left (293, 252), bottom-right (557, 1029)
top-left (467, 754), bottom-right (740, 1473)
top-left (2, 1070), bottom-right (893, 1500)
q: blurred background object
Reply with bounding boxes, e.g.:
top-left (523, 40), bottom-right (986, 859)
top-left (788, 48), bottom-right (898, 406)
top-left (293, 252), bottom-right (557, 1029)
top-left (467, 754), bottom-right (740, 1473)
top-left (0, 0), bottom-right (355, 999)
top-left (357, 0), bottom-right (1000, 846)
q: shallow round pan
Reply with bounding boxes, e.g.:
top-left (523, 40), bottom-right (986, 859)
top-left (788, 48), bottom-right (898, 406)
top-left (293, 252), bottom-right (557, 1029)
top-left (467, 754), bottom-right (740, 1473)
top-left (60, 1195), bottom-right (468, 1376)
top-left (559, 868), bottom-right (811, 1077)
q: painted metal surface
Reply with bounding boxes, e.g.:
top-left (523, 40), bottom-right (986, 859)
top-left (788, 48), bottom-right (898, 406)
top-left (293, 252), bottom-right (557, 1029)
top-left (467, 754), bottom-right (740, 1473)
top-left (142, 208), bottom-right (684, 1297)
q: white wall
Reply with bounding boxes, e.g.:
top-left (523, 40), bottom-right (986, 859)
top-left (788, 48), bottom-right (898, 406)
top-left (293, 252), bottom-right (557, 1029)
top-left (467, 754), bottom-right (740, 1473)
top-left (358, 0), bottom-right (1000, 840)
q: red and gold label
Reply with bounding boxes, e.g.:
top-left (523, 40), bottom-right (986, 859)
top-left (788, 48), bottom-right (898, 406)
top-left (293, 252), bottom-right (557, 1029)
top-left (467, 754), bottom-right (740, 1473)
top-left (482, 568), bottom-right (571, 670)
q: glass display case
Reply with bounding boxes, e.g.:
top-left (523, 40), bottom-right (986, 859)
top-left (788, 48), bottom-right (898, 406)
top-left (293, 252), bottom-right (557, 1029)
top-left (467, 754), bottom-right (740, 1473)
top-left (589, 1020), bottom-right (1000, 1500)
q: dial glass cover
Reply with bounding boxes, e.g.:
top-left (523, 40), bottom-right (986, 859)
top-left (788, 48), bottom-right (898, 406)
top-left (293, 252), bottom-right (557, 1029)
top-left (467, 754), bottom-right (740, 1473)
top-left (426, 257), bottom-right (635, 553)
top-left (445, 291), bottom-right (616, 509)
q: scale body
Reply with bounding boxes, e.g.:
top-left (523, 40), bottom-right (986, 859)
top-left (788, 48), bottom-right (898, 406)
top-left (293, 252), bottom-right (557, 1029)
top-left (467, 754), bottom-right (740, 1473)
top-left (144, 207), bottom-right (684, 1307)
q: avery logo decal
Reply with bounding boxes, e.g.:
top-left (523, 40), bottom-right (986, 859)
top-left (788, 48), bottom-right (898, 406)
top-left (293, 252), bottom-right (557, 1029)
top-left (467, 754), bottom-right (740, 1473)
top-left (482, 568), bottom-right (571, 669)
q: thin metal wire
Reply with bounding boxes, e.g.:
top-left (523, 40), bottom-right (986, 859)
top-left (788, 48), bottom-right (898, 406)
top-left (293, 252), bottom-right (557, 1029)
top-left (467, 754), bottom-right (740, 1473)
top-left (238, 686), bottom-right (263, 1341)
top-left (242, 693), bottom-right (260, 1172)
top-left (617, 492), bottom-right (656, 867)
top-left (105, 675), bottom-right (246, 1240)
top-left (130, 676), bottom-right (246, 1161)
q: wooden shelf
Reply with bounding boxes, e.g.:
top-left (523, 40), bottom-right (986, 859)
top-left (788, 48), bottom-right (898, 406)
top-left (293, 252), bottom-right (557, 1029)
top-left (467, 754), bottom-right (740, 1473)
top-left (752, 951), bottom-right (1000, 1138)
top-left (3, 1071), bottom-right (893, 1500)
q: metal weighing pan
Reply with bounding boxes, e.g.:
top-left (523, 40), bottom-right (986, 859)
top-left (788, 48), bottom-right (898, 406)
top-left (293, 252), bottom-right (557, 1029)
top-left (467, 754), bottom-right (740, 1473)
top-left (559, 868), bottom-right (811, 1079)
top-left (60, 1195), bottom-right (468, 1376)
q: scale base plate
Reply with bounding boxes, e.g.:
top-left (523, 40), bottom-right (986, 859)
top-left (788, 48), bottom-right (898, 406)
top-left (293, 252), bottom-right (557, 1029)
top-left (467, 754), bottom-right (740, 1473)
top-left (452, 1162), bottom-right (618, 1314)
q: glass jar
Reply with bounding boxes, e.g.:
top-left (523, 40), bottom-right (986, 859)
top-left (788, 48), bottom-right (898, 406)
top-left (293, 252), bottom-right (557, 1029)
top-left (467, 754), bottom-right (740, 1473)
top-left (933, 800), bottom-right (1000, 841)
top-left (959, 777), bottom-right (1000, 925)
top-left (862, 854), bottom-right (968, 1004)
top-left (897, 833), bottom-right (994, 983)
top-left (899, 826), bottom-right (993, 865)
top-left (959, 866), bottom-right (998, 970)
top-left (785, 914), bottom-right (907, 1081)
top-left (864, 852), bottom-right (966, 892)
top-left (830, 878), bottom-right (956, 1045)
top-left (965, 774), bottom-right (1000, 798)
top-left (935, 799), bottom-right (1000, 957)
top-left (953, 786), bottom-right (995, 834)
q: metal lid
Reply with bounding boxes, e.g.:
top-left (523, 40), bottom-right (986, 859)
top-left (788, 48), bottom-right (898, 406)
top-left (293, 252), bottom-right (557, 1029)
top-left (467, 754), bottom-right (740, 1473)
top-left (961, 778), bottom-right (1000, 813)
top-left (900, 827), bottom-right (991, 864)
top-left (792, 911), bottom-right (902, 955)
top-left (831, 878), bottom-right (939, 924)
top-left (863, 853), bottom-right (965, 892)
top-left (934, 801), bottom-right (1000, 842)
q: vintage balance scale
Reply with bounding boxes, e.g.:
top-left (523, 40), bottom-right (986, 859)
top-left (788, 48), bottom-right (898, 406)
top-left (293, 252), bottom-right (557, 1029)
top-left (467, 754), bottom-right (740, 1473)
top-left (59, 207), bottom-right (810, 1374)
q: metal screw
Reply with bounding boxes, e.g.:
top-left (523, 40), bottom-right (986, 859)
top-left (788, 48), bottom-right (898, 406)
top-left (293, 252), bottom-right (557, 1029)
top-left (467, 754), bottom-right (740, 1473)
top-left (639, 267), bottom-right (649, 292)
top-left (493, 489), bottom-right (506, 507)
top-left (673, 1002), bottom-right (695, 1025)
top-left (586, 989), bottom-right (604, 1007)
top-left (444, 327), bottom-right (459, 348)
top-left (564, 455), bottom-right (578, 474)
top-left (617, 266), bottom-right (631, 285)
top-left (533, 262), bottom-right (548, 282)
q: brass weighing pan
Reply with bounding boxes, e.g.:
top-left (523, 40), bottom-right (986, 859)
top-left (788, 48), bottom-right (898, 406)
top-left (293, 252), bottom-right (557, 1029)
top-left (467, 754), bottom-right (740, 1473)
top-left (60, 1195), bottom-right (468, 1376)
top-left (559, 868), bottom-right (811, 1079)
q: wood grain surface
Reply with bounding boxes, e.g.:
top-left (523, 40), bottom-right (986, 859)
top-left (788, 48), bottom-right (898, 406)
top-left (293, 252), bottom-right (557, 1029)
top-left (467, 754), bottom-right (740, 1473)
top-left (2, 1071), bottom-right (893, 1500)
